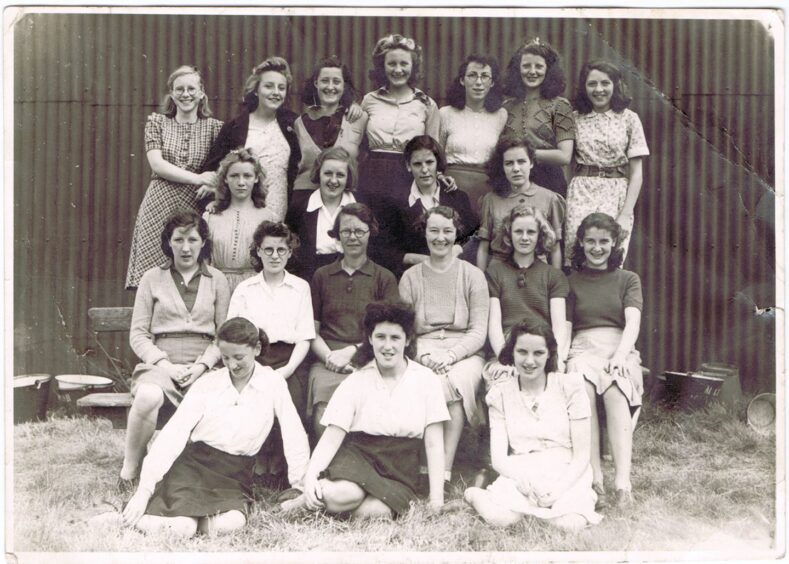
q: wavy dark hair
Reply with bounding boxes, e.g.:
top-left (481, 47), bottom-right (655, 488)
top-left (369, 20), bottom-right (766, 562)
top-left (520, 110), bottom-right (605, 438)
top-left (351, 301), bottom-right (418, 367)
top-left (249, 221), bottom-right (300, 272)
top-left (241, 57), bottom-right (293, 112)
top-left (415, 205), bottom-right (464, 239)
top-left (573, 60), bottom-right (632, 114)
top-left (368, 33), bottom-right (423, 89)
top-left (160, 209), bottom-right (212, 263)
top-left (328, 202), bottom-right (379, 239)
top-left (309, 146), bottom-right (358, 193)
top-left (486, 135), bottom-right (537, 195)
top-left (216, 316), bottom-right (270, 357)
top-left (213, 148), bottom-right (267, 212)
top-left (159, 65), bottom-right (213, 118)
top-left (301, 56), bottom-right (356, 109)
top-left (503, 40), bottom-right (566, 101)
top-left (498, 320), bottom-right (559, 374)
top-left (569, 212), bottom-right (627, 272)
top-left (403, 135), bottom-right (447, 173)
top-left (500, 205), bottom-right (557, 258)
top-left (445, 54), bottom-right (504, 112)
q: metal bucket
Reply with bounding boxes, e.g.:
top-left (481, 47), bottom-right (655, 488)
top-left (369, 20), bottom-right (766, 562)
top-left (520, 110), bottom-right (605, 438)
top-left (13, 374), bottom-right (52, 424)
top-left (747, 393), bottom-right (776, 434)
top-left (55, 374), bottom-right (114, 408)
top-left (663, 371), bottom-right (725, 411)
top-left (699, 362), bottom-right (742, 408)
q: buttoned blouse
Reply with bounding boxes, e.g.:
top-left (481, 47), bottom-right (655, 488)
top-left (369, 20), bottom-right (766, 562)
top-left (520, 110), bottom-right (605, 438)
top-left (228, 271), bottom-right (316, 344)
top-left (361, 87), bottom-right (440, 153)
top-left (573, 108), bottom-right (650, 167)
top-left (321, 360), bottom-right (450, 439)
top-left (138, 362), bottom-right (310, 494)
top-left (306, 189), bottom-right (356, 255)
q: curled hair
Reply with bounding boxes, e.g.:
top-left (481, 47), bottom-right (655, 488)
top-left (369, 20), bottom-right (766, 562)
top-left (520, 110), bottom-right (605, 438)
top-left (217, 316), bottom-right (270, 357)
top-left (369, 34), bottom-right (423, 89)
top-left (309, 146), bottom-right (358, 193)
top-left (328, 202), bottom-right (379, 239)
top-left (415, 205), bottom-right (464, 239)
top-left (573, 60), bottom-right (632, 114)
top-left (213, 148), bottom-right (267, 212)
top-left (301, 56), bottom-right (356, 109)
top-left (445, 54), bottom-right (504, 112)
top-left (403, 135), bottom-right (447, 173)
top-left (351, 301), bottom-right (418, 367)
top-left (248, 221), bottom-right (300, 272)
top-left (503, 40), bottom-right (566, 101)
top-left (159, 65), bottom-right (213, 118)
top-left (242, 57), bottom-right (293, 112)
top-left (498, 321), bottom-right (559, 374)
top-left (160, 209), bottom-right (212, 263)
top-left (486, 135), bottom-right (537, 195)
top-left (569, 212), bottom-right (626, 272)
top-left (500, 205), bottom-right (556, 257)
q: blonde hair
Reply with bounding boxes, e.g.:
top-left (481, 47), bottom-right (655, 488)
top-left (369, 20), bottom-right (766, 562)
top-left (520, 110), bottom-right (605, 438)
top-left (159, 65), bottom-right (212, 118)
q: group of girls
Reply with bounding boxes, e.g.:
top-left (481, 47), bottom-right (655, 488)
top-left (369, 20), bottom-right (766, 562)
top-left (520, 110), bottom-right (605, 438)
top-left (113, 33), bottom-right (650, 536)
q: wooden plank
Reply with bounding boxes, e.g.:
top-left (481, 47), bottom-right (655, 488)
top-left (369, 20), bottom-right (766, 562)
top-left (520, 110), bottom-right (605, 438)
top-left (76, 392), bottom-right (132, 408)
top-left (88, 307), bottom-right (133, 332)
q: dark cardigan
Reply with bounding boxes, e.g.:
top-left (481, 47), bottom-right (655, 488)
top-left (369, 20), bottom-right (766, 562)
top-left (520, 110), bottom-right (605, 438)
top-left (202, 108), bottom-right (301, 198)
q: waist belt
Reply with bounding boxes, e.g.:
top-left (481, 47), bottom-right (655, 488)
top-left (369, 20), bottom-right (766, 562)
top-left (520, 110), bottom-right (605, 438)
top-left (575, 163), bottom-right (626, 178)
top-left (154, 332), bottom-right (213, 340)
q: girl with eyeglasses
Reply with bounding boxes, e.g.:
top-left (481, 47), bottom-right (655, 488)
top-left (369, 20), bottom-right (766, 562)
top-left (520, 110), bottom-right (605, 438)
top-left (227, 221), bottom-right (315, 491)
top-left (502, 39), bottom-right (575, 199)
top-left (125, 66), bottom-right (222, 290)
top-left (307, 203), bottom-right (399, 439)
top-left (439, 55), bottom-right (508, 216)
top-left (203, 148), bottom-right (278, 294)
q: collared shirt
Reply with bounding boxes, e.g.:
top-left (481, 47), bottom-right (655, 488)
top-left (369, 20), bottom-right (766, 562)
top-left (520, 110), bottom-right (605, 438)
top-left (407, 181), bottom-right (440, 211)
top-left (311, 258), bottom-right (399, 344)
top-left (321, 360), bottom-right (450, 439)
top-left (361, 87), bottom-right (440, 153)
top-left (306, 190), bottom-right (356, 255)
top-left (169, 262), bottom-right (212, 313)
top-left (228, 271), bottom-right (315, 344)
top-left (573, 108), bottom-right (650, 167)
top-left (138, 362), bottom-right (310, 494)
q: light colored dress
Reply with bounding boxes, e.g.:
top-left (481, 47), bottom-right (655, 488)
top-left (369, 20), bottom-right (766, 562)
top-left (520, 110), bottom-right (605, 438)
top-left (246, 121), bottom-right (290, 221)
top-left (565, 108), bottom-right (649, 262)
top-left (203, 207), bottom-right (277, 294)
top-left (483, 367), bottom-right (602, 524)
top-left (125, 112), bottom-right (222, 289)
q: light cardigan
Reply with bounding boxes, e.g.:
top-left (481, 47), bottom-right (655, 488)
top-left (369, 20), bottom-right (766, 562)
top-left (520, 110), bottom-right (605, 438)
top-left (130, 263), bottom-right (230, 368)
top-left (399, 259), bottom-right (489, 361)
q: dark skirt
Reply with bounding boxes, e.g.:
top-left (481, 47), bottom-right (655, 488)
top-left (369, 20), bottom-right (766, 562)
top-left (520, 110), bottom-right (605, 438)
top-left (530, 162), bottom-right (567, 199)
top-left (321, 432), bottom-right (421, 516)
top-left (145, 441), bottom-right (255, 518)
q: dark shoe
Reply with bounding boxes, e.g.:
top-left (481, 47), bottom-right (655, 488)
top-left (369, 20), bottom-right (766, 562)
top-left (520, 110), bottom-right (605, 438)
top-left (592, 482), bottom-right (608, 511)
top-left (416, 473), bottom-right (429, 497)
top-left (613, 488), bottom-right (633, 509)
top-left (275, 487), bottom-right (303, 503)
top-left (116, 476), bottom-right (139, 496)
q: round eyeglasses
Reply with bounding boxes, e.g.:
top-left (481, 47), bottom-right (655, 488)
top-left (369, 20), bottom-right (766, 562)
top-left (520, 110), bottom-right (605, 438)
top-left (259, 246), bottom-right (290, 257)
top-left (339, 228), bottom-right (370, 239)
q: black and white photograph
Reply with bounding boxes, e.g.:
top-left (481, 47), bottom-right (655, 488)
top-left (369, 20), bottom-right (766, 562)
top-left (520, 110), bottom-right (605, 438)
top-left (6, 4), bottom-right (783, 561)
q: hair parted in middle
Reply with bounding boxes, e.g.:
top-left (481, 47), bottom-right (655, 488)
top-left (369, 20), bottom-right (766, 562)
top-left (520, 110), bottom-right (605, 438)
top-left (498, 320), bottom-right (559, 374)
top-left (301, 55), bottom-right (357, 109)
top-left (248, 221), bottom-right (300, 272)
top-left (309, 146), bottom-right (359, 192)
top-left (213, 148), bottom-right (268, 212)
top-left (403, 135), bottom-right (447, 173)
top-left (369, 33), bottom-right (423, 89)
top-left (570, 212), bottom-right (627, 272)
top-left (500, 205), bottom-right (557, 258)
top-left (350, 301), bottom-right (418, 367)
top-left (160, 209), bottom-right (212, 263)
top-left (503, 38), bottom-right (567, 101)
top-left (242, 56), bottom-right (293, 112)
top-left (486, 135), bottom-right (537, 195)
top-left (445, 54), bottom-right (504, 112)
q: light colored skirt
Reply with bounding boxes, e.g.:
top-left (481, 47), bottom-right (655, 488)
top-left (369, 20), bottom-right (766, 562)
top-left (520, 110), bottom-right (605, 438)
top-left (416, 336), bottom-right (485, 427)
top-left (131, 334), bottom-right (212, 407)
top-left (307, 339), bottom-right (353, 416)
top-left (446, 164), bottom-right (490, 218)
top-left (486, 446), bottom-right (602, 524)
top-left (567, 327), bottom-right (643, 408)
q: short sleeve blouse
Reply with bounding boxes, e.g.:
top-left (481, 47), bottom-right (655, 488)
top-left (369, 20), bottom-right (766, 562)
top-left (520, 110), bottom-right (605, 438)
top-left (321, 360), bottom-right (450, 439)
top-left (573, 108), bottom-right (649, 167)
top-left (503, 96), bottom-right (575, 148)
top-left (144, 113), bottom-right (223, 176)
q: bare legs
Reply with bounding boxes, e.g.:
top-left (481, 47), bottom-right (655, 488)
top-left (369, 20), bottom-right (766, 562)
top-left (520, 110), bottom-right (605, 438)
top-left (128, 510), bottom-right (246, 537)
top-left (444, 401), bottom-right (464, 476)
top-left (280, 479), bottom-right (393, 519)
top-left (586, 381), bottom-right (634, 492)
top-left (463, 487), bottom-right (520, 526)
top-left (313, 402), bottom-right (327, 439)
top-left (120, 383), bottom-right (164, 480)
top-left (585, 382), bottom-right (604, 487)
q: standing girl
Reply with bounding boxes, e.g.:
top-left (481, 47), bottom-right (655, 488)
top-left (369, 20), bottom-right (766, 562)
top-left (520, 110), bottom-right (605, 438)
top-left (126, 65), bottom-right (222, 289)
top-left (565, 60), bottom-right (649, 265)
top-left (204, 148), bottom-right (277, 294)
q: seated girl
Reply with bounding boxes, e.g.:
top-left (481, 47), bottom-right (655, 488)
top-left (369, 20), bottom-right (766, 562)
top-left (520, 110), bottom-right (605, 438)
top-left (477, 136), bottom-right (565, 270)
top-left (119, 210), bottom-right (229, 488)
top-left (282, 301), bottom-right (449, 518)
top-left (486, 205), bottom-right (569, 366)
top-left (204, 148), bottom-right (277, 294)
top-left (119, 317), bottom-right (310, 537)
top-left (462, 322), bottom-right (602, 529)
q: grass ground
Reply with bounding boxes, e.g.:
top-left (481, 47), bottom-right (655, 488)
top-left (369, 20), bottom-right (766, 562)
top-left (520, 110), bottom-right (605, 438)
top-left (10, 398), bottom-right (780, 559)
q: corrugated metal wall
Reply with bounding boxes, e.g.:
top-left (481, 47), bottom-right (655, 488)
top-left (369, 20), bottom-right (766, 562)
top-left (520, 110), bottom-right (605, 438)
top-left (13, 13), bottom-right (777, 391)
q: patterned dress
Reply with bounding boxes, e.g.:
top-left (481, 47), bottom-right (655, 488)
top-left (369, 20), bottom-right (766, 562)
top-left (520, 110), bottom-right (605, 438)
top-left (125, 113), bottom-right (222, 289)
top-left (246, 120), bottom-right (291, 221)
top-left (203, 206), bottom-right (277, 294)
top-left (564, 109), bottom-right (649, 263)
